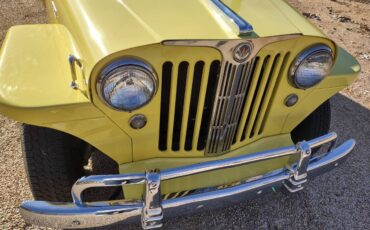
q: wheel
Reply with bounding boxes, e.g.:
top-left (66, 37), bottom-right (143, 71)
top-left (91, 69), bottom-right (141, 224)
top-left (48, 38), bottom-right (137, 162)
top-left (22, 124), bottom-right (122, 202)
top-left (22, 125), bottom-right (86, 202)
top-left (291, 99), bottom-right (331, 146)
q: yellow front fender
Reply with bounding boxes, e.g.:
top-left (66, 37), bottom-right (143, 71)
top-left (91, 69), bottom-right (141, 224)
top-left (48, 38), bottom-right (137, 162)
top-left (0, 25), bottom-right (132, 164)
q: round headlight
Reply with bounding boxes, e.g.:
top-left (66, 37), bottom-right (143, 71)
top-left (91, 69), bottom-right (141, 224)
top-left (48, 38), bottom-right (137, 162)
top-left (97, 59), bottom-right (157, 111)
top-left (290, 45), bottom-right (334, 89)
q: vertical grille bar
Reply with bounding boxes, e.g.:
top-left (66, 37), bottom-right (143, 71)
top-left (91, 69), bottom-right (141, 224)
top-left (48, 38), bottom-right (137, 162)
top-left (158, 62), bottom-right (173, 151)
top-left (241, 57), bottom-right (266, 140)
top-left (226, 62), bottom-right (251, 146)
top-left (172, 62), bottom-right (189, 151)
top-left (197, 61), bottom-right (220, 150)
top-left (191, 62), bottom-right (212, 150)
top-left (234, 58), bottom-right (259, 143)
top-left (252, 54), bottom-right (282, 136)
top-left (166, 63), bottom-right (180, 150)
top-left (158, 47), bottom-right (287, 155)
top-left (222, 64), bottom-right (247, 151)
top-left (180, 62), bottom-right (196, 150)
top-left (185, 61), bottom-right (205, 151)
top-left (243, 55), bottom-right (274, 139)
top-left (159, 36), bottom-right (300, 156)
top-left (258, 53), bottom-right (290, 135)
top-left (206, 58), bottom-right (255, 154)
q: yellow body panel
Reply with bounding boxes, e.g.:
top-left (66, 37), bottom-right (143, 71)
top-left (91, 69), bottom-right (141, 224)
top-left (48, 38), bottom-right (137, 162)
top-left (0, 24), bottom-right (133, 163)
top-left (122, 87), bottom-right (349, 199)
top-left (48, 117), bottom-right (133, 163)
top-left (46, 0), bottom-right (325, 79)
top-left (122, 133), bottom-right (293, 199)
top-left (0, 25), bottom-right (97, 123)
top-left (90, 45), bottom-right (222, 160)
top-left (88, 36), bottom-right (350, 162)
top-left (0, 0), bottom-right (360, 198)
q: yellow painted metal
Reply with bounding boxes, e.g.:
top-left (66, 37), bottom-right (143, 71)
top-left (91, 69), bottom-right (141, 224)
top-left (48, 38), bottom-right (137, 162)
top-left (114, 37), bottom-right (357, 197)
top-left (0, 25), bottom-right (133, 163)
top-left (243, 55), bottom-right (275, 139)
top-left (318, 47), bottom-right (361, 88)
top-left (90, 45), bottom-right (221, 160)
top-left (253, 56), bottom-right (285, 136)
top-left (231, 36), bottom-right (338, 150)
top-left (234, 59), bottom-right (265, 142)
top-left (0, 25), bottom-right (95, 123)
top-left (46, 0), bottom-right (326, 83)
top-left (282, 48), bottom-right (361, 132)
top-left (88, 36), bottom-right (340, 161)
top-left (224, 0), bottom-right (325, 37)
top-left (121, 133), bottom-right (293, 199)
top-left (0, 0), bottom-right (359, 195)
top-left (48, 117), bottom-right (133, 164)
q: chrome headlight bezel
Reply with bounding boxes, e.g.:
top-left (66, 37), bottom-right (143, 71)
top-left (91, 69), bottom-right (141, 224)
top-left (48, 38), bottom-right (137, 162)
top-left (96, 58), bottom-right (158, 112)
top-left (289, 44), bottom-right (334, 89)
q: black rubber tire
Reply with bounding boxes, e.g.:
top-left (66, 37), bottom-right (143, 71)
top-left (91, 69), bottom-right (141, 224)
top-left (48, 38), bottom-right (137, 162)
top-left (291, 99), bottom-right (331, 144)
top-left (22, 125), bottom-right (86, 202)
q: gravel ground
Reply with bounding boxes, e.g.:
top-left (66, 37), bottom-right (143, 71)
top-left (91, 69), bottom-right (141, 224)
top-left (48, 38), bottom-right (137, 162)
top-left (0, 0), bottom-right (369, 229)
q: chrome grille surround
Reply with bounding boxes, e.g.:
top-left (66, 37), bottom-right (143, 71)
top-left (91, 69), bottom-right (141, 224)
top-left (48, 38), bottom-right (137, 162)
top-left (163, 34), bottom-right (300, 155)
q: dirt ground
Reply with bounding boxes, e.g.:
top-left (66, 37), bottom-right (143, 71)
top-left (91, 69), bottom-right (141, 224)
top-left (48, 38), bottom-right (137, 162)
top-left (288, 0), bottom-right (370, 108)
top-left (0, 0), bottom-right (369, 229)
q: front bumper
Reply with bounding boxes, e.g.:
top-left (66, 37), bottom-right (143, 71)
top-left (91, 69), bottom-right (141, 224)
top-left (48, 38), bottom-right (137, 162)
top-left (20, 132), bottom-right (355, 229)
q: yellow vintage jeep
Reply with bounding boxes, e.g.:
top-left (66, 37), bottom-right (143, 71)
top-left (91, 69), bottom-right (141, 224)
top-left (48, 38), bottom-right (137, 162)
top-left (0, 0), bottom-right (360, 229)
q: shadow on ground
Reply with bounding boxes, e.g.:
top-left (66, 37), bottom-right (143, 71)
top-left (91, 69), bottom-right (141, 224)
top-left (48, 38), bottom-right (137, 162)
top-left (97, 94), bottom-right (369, 230)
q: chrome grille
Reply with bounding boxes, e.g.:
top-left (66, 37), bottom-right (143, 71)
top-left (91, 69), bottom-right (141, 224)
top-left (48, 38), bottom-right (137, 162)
top-left (206, 53), bottom-right (289, 155)
top-left (161, 35), bottom-right (299, 156)
top-left (206, 61), bottom-right (255, 153)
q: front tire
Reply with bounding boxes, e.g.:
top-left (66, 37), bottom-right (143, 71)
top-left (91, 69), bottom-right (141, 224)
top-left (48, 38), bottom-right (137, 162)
top-left (291, 99), bottom-right (331, 145)
top-left (22, 125), bottom-right (86, 202)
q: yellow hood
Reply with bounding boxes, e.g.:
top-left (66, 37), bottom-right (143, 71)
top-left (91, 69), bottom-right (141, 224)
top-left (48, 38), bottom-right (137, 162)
top-left (53, 0), bottom-right (325, 72)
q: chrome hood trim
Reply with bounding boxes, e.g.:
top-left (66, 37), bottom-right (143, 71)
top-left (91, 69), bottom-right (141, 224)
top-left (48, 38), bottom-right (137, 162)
top-left (211, 0), bottom-right (253, 35)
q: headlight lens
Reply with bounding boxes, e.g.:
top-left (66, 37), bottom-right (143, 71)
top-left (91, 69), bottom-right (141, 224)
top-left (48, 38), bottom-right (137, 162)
top-left (290, 45), bottom-right (334, 89)
top-left (98, 59), bottom-right (157, 111)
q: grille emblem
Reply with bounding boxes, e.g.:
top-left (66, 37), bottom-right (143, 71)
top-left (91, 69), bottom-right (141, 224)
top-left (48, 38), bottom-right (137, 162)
top-left (233, 43), bottom-right (253, 63)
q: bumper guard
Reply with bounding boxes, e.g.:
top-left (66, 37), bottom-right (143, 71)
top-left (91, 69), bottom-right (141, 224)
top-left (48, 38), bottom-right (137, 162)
top-left (20, 132), bottom-right (355, 229)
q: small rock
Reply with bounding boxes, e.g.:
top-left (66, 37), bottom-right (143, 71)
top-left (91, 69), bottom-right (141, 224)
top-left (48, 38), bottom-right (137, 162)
top-left (302, 12), bottom-right (321, 21)
top-left (360, 24), bottom-right (370, 32)
top-left (338, 16), bottom-right (352, 23)
top-left (359, 54), bottom-right (370, 60)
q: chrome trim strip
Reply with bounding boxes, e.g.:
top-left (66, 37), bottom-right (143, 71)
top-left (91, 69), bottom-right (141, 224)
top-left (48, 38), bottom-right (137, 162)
top-left (163, 34), bottom-right (301, 155)
top-left (20, 134), bottom-right (356, 229)
top-left (211, 0), bottom-right (253, 35)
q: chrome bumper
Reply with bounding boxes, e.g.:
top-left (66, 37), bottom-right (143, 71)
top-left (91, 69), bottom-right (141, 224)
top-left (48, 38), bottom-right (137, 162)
top-left (20, 133), bottom-right (355, 229)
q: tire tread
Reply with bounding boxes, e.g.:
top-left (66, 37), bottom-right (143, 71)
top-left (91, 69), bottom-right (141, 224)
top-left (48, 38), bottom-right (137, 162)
top-left (22, 125), bottom-right (84, 202)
